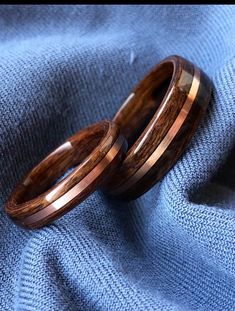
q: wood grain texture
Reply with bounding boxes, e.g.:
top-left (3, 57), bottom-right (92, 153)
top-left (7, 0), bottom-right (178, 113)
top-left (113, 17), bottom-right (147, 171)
top-left (5, 120), bottom-right (127, 228)
top-left (103, 55), bottom-right (212, 199)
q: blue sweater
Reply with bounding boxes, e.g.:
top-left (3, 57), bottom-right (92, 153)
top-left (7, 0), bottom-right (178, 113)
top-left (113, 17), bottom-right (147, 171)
top-left (0, 5), bottom-right (235, 311)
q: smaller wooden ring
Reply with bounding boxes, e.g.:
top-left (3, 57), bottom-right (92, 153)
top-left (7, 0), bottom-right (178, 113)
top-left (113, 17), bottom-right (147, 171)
top-left (5, 120), bottom-right (127, 229)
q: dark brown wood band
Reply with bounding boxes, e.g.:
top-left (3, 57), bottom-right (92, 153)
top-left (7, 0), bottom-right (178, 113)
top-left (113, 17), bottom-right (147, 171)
top-left (103, 55), bottom-right (212, 199)
top-left (5, 120), bottom-right (127, 228)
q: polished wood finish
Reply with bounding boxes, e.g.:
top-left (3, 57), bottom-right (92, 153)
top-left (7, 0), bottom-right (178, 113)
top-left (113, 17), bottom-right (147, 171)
top-left (5, 54), bottom-right (212, 226)
top-left (103, 55), bottom-right (212, 199)
top-left (5, 120), bottom-right (127, 228)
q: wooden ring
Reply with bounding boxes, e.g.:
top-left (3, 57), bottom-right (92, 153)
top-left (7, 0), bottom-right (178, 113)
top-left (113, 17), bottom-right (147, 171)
top-left (5, 120), bottom-right (127, 229)
top-left (103, 55), bottom-right (212, 199)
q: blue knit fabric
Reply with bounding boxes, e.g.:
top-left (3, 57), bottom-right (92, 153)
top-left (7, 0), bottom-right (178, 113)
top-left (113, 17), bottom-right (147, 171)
top-left (0, 5), bottom-right (235, 311)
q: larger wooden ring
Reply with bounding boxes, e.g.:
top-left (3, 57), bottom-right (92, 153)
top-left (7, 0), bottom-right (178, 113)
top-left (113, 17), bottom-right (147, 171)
top-left (5, 120), bottom-right (127, 229)
top-left (103, 55), bottom-right (212, 199)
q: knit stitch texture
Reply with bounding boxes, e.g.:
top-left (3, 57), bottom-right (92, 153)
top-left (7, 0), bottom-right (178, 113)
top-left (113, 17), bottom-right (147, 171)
top-left (0, 5), bottom-right (235, 311)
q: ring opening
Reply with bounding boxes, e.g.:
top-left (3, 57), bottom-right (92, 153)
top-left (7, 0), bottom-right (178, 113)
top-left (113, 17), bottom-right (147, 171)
top-left (16, 122), bottom-right (109, 204)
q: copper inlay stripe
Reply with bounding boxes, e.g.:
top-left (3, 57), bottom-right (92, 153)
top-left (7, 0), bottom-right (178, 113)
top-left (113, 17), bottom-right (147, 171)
top-left (21, 135), bottom-right (124, 226)
top-left (111, 67), bottom-right (201, 195)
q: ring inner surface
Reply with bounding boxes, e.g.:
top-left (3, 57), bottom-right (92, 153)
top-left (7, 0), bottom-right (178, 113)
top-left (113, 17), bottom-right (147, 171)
top-left (118, 62), bottom-right (174, 149)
